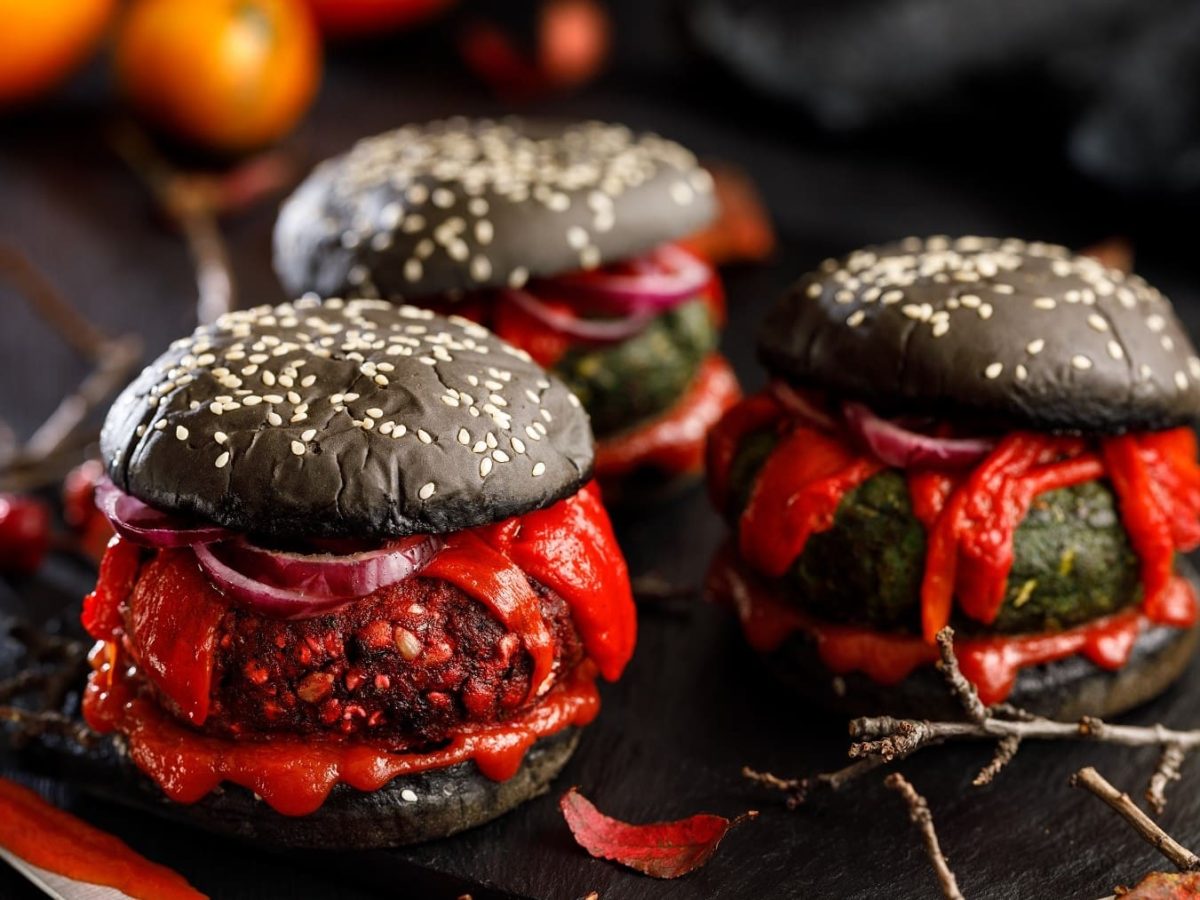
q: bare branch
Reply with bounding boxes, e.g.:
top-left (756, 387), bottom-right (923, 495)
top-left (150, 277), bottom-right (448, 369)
top-left (885, 773), bottom-right (965, 900)
top-left (1147, 740), bottom-right (1187, 816)
top-left (1071, 767), bottom-right (1200, 872)
top-left (935, 627), bottom-right (986, 723)
top-left (973, 735), bottom-right (1021, 787)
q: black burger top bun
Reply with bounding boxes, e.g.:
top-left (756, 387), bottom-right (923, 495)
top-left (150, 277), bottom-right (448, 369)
top-left (273, 117), bottom-right (717, 301)
top-left (100, 298), bottom-right (593, 539)
top-left (759, 235), bottom-right (1200, 433)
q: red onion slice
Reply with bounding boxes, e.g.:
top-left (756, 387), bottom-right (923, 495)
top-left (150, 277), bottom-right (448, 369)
top-left (96, 478), bottom-right (233, 548)
top-left (502, 288), bottom-right (656, 343)
top-left (769, 381), bottom-right (838, 431)
top-left (194, 535), bottom-right (444, 619)
top-left (842, 402), bottom-right (996, 469)
top-left (550, 244), bottom-right (714, 315)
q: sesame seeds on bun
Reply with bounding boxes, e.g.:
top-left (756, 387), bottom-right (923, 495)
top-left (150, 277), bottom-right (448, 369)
top-left (759, 236), bottom-right (1200, 432)
top-left (100, 298), bottom-right (594, 539)
top-left (272, 118), bottom-right (717, 301)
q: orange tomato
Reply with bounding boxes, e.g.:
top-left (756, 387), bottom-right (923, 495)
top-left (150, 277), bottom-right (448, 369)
top-left (304, 0), bottom-right (455, 37)
top-left (115, 0), bottom-right (322, 153)
top-left (0, 0), bottom-right (116, 105)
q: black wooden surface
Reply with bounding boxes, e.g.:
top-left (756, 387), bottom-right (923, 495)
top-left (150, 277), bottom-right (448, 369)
top-left (5, 8), bottom-right (1200, 897)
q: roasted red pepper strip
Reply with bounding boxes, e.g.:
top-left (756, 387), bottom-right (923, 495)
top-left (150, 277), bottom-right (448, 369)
top-left (126, 549), bottom-right (228, 726)
top-left (705, 391), bottom-right (783, 510)
top-left (501, 482), bottom-right (635, 682)
top-left (422, 531), bottom-right (554, 700)
top-left (82, 536), bottom-right (142, 641)
top-left (739, 425), bottom-right (882, 578)
top-left (1103, 435), bottom-right (1177, 622)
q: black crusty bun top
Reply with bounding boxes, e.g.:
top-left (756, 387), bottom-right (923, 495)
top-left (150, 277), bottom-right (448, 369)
top-left (100, 299), bottom-right (594, 539)
top-left (273, 117), bottom-right (716, 301)
top-left (759, 236), bottom-right (1200, 433)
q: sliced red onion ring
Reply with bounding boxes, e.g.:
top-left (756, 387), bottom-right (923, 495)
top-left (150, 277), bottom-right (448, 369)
top-left (96, 478), bottom-right (233, 548)
top-left (842, 402), bottom-right (996, 469)
top-left (194, 535), bottom-right (444, 619)
top-left (551, 244), bottom-right (714, 315)
top-left (502, 288), bottom-right (655, 343)
top-left (769, 381), bottom-right (838, 431)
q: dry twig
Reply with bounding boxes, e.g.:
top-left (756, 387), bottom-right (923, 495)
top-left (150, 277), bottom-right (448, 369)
top-left (1071, 767), bottom-right (1200, 872)
top-left (885, 773), bottom-right (965, 900)
top-left (0, 246), bottom-right (142, 490)
top-left (746, 628), bottom-right (1200, 813)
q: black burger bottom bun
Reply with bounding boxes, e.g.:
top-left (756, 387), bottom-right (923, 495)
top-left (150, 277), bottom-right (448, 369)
top-left (721, 557), bottom-right (1200, 721)
top-left (21, 726), bottom-right (580, 849)
top-left (764, 621), bottom-right (1198, 721)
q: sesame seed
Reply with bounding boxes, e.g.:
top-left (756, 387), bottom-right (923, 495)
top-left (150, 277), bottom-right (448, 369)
top-left (1015, 364), bottom-right (1028, 381)
top-left (215, 432), bottom-right (227, 444)
top-left (480, 458), bottom-right (493, 477)
top-left (1033, 297), bottom-right (1056, 310)
top-left (419, 482), bottom-right (436, 500)
top-left (401, 788), bottom-right (419, 803)
top-left (1108, 340), bottom-right (1124, 360)
top-left (175, 425), bottom-right (189, 440)
top-left (532, 462), bottom-right (546, 477)
top-left (1071, 355), bottom-right (1093, 370)
top-left (1087, 314), bottom-right (1109, 332)
top-left (984, 362), bottom-right (1004, 379)
top-left (846, 310), bottom-right (865, 328)
top-left (458, 428), bottom-right (470, 444)
top-left (1026, 339), bottom-right (1044, 355)
top-left (301, 429), bottom-right (316, 441)
top-left (214, 451), bottom-right (230, 468)
top-left (417, 429), bottom-right (432, 443)
top-left (1177, 371), bottom-right (1190, 390)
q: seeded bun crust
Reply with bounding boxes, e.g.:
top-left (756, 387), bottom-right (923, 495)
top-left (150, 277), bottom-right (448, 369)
top-left (100, 299), bottom-right (593, 539)
top-left (759, 236), bottom-right (1200, 433)
top-left (273, 118), bottom-right (717, 301)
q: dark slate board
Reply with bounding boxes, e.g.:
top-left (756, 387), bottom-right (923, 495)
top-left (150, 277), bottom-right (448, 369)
top-left (5, 6), bottom-right (1200, 895)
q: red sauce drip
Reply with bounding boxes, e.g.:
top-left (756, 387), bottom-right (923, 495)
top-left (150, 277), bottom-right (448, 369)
top-left (594, 354), bottom-right (741, 480)
top-left (708, 546), bottom-right (1198, 705)
top-left (82, 484), bottom-right (633, 813)
top-left (0, 776), bottom-right (205, 899)
top-left (84, 646), bottom-right (600, 817)
top-left (706, 390), bottom-right (1200, 689)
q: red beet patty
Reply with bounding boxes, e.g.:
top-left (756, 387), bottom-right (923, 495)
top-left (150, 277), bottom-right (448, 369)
top-left (122, 556), bottom-right (583, 745)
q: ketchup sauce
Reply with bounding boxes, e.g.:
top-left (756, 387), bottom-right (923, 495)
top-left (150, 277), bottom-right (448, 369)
top-left (707, 390), bottom-right (1200, 702)
top-left (81, 483), bottom-right (633, 815)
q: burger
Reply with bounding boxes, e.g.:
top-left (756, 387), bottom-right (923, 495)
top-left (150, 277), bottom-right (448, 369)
top-left (82, 298), bottom-right (636, 847)
top-left (273, 118), bottom-right (741, 494)
top-left (707, 236), bottom-right (1200, 719)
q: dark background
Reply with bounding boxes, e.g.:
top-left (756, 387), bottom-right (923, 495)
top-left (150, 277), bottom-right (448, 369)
top-left (3, 1), bottom-right (1200, 897)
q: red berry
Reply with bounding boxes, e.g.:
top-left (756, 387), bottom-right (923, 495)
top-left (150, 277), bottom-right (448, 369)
top-left (0, 494), bottom-right (51, 576)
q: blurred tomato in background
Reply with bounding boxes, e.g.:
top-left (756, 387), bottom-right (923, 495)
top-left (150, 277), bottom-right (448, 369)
top-left (0, 0), bottom-right (116, 105)
top-left (115, 0), bottom-right (321, 153)
top-left (304, 0), bottom-right (456, 38)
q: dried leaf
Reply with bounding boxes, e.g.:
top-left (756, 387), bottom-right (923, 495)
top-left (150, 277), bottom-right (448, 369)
top-left (559, 787), bottom-right (756, 879)
top-left (1120, 871), bottom-right (1200, 899)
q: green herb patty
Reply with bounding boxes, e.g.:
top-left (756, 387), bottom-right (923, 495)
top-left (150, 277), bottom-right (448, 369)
top-left (552, 298), bottom-right (717, 438)
top-left (728, 431), bottom-right (1142, 634)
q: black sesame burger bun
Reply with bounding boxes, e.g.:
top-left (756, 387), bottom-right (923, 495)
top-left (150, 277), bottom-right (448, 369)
top-left (100, 299), bottom-right (593, 540)
top-left (760, 236), bottom-right (1200, 433)
top-left (273, 117), bottom-right (717, 301)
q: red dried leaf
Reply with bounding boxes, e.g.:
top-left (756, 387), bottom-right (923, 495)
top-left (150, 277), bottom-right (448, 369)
top-left (559, 787), bottom-right (756, 879)
top-left (1120, 871), bottom-right (1200, 899)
